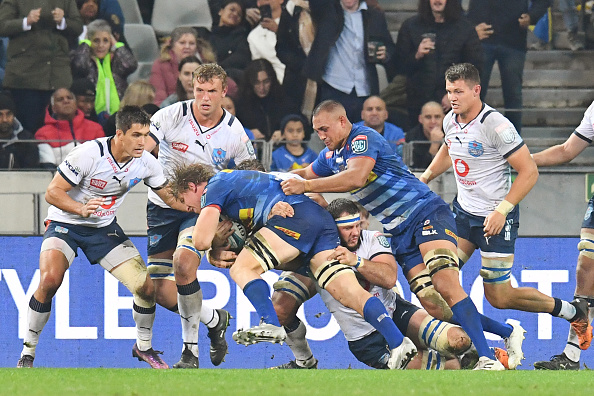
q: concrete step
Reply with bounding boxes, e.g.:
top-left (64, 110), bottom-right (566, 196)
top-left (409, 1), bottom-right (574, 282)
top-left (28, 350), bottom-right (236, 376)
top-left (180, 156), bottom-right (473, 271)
top-left (526, 143), bottom-right (594, 165)
top-left (378, 0), bottom-right (416, 12)
top-left (484, 88), bottom-right (593, 109)
top-left (520, 108), bottom-right (584, 127)
top-left (385, 10), bottom-right (415, 33)
top-left (524, 50), bottom-right (594, 69)
top-left (488, 69), bottom-right (594, 88)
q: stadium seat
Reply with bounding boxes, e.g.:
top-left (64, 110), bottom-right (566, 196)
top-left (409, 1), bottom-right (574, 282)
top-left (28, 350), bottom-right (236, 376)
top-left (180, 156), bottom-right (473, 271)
top-left (151, 0), bottom-right (212, 36)
top-left (124, 24), bottom-right (160, 82)
top-left (118, 0), bottom-right (143, 24)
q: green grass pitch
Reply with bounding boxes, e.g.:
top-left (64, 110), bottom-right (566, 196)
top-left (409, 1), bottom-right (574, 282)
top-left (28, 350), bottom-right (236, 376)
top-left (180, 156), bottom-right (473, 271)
top-left (1, 369), bottom-right (593, 396)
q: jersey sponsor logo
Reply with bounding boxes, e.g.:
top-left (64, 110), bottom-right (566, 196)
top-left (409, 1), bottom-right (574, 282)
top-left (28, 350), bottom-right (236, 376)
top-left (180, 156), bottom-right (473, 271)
top-left (149, 234), bottom-right (162, 246)
top-left (454, 159), bottom-right (470, 177)
top-left (188, 118), bottom-right (199, 136)
top-left (100, 196), bottom-right (117, 209)
top-left (107, 157), bottom-right (119, 173)
top-left (128, 178), bottom-right (141, 190)
top-left (585, 205), bottom-right (593, 221)
top-left (172, 142), bottom-right (189, 153)
top-left (274, 226), bottom-right (301, 240)
top-left (112, 175), bottom-right (123, 185)
top-left (325, 151), bottom-right (333, 159)
top-left (90, 178), bottom-right (107, 189)
top-left (445, 228), bottom-right (458, 241)
top-left (55, 225), bottom-right (69, 234)
top-left (422, 229), bottom-right (437, 236)
top-left (468, 140), bottom-right (484, 157)
top-left (212, 148), bottom-right (226, 164)
top-left (351, 135), bottom-right (368, 154)
top-left (151, 121), bottom-right (161, 131)
top-left (63, 160), bottom-right (80, 176)
top-left (495, 123), bottom-right (516, 144)
top-left (195, 139), bottom-right (206, 151)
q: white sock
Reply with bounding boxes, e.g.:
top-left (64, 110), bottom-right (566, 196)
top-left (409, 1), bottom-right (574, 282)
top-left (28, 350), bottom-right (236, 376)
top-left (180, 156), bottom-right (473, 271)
top-left (285, 320), bottom-right (315, 366)
top-left (133, 298), bottom-right (155, 351)
top-left (201, 305), bottom-right (220, 329)
top-left (563, 305), bottom-right (594, 362)
top-left (21, 297), bottom-right (52, 358)
top-left (177, 281), bottom-right (202, 357)
top-left (558, 300), bottom-right (576, 320)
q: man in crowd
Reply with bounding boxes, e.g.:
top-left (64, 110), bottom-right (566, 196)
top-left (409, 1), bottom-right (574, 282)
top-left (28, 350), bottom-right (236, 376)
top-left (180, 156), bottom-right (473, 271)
top-left (0, 93), bottom-right (39, 169)
top-left (355, 96), bottom-right (405, 158)
top-left (405, 101), bottom-right (444, 170)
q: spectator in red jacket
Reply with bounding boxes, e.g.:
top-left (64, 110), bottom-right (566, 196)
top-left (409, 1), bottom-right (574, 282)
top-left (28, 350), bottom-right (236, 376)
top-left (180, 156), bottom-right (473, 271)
top-left (35, 88), bottom-right (104, 168)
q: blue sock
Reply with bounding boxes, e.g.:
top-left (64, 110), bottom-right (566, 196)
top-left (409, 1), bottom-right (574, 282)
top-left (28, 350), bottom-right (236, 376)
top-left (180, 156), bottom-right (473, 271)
top-left (451, 297), bottom-right (495, 359)
top-left (363, 297), bottom-right (404, 349)
top-left (243, 279), bottom-right (280, 327)
top-left (479, 314), bottom-right (513, 338)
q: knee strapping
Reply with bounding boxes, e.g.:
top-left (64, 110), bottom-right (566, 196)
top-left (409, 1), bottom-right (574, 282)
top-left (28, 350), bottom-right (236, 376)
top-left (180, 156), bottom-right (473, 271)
top-left (273, 271), bottom-right (313, 304)
top-left (111, 256), bottom-right (154, 308)
top-left (423, 249), bottom-right (459, 276)
top-left (578, 231), bottom-right (594, 260)
top-left (244, 231), bottom-right (281, 271)
top-left (147, 258), bottom-right (174, 281)
top-left (176, 228), bottom-right (203, 258)
top-left (457, 248), bottom-right (470, 267)
top-left (418, 315), bottom-right (458, 358)
top-left (480, 253), bottom-right (513, 284)
top-left (313, 260), bottom-right (354, 289)
top-left (420, 350), bottom-right (446, 370)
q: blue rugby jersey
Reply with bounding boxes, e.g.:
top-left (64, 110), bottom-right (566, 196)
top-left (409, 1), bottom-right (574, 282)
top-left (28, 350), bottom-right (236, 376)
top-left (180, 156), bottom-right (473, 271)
top-left (311, 124), bottom-right (441, 233)
top-left (201, 170), bottom-right (310, 231)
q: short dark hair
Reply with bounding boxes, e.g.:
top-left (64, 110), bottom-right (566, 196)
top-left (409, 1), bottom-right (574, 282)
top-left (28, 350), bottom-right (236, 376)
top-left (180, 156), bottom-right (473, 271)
top-left (116, 105), bottom-right (151, 133)
top-left (445, 63), bottom-right (481, 86)
top-left (327, 198), bottom-right (361, 220)
top-left (418, 0), bottom-right (462, 23)
top-left (169, 163), bottom-right (216, 198)
top-left (312, 100), bottom-right (345, 118)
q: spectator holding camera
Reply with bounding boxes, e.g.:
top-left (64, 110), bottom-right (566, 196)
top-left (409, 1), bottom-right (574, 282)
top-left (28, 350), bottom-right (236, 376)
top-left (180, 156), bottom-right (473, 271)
top-left (395, 0), bottom-right (482, 128)
top-left (248, 0), bottom-right (286, 84)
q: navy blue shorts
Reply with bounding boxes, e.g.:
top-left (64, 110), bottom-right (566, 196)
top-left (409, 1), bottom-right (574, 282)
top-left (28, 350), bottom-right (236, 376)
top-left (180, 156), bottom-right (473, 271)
top-left (43, 219), bottom-right (129, 264)
top-left (390, 200), bottom-right (459, 276)
top-left (146, 201), bottom-right (198, 255)
top-left (582, 196), bottom-right (594, 229)
top-left (348, 295), bottom-right (420, 369)
top-left (265, 201), bottom-right (340, 263)
top-left (453, 197), bottom-right (519, 255)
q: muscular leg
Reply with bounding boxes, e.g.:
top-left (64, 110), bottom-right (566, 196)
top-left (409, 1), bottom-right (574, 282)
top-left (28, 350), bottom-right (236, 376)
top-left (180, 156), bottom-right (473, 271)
top-left (20, 249), bottom-right (69, 361)
top-left (405, 264), bottom-right (453, 321)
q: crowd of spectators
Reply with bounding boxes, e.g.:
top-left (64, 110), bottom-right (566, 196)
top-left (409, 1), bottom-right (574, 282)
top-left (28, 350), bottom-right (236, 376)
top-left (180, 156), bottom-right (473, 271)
top-left (0, 0), bottom-right (585, 171)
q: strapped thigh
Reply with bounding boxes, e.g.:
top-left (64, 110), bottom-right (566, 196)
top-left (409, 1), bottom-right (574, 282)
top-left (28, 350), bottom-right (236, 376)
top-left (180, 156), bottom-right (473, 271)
top-left (176, 227), bottom-right (203, 259)
top-left (273, 271), bottom-right (314, 304)
top-left (110, 255), bottom-right (154, 308)
top-left (313, 260), bottom-right (354, 289)
top-left (577, 231), bottom-right (594, 260)
top-left (244, 231), bottom-right (282, 272)
top-left (420, 350), bottom-right (446, 370)
top-left (409, 267), bottom-right (453, 320)
top-left (418, 315), bottom-right (458, 357)
top-left (147, 258), bottom-right (174, 281)
top-left (40, 237), bottom-right (77, 267)
top-left (423, 248), bottom-right (459, 277)
top-left (479, 252), bottom-right (514, 284)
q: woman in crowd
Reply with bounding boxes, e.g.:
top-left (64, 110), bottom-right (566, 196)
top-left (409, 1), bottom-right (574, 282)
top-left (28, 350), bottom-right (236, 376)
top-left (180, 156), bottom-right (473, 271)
top-left (159, 56), bottom-right (202, 108)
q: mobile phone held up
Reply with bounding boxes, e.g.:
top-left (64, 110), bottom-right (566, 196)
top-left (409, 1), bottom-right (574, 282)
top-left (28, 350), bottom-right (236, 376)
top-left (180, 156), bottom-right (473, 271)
top-left (259, 4), bottom-right (272, 20)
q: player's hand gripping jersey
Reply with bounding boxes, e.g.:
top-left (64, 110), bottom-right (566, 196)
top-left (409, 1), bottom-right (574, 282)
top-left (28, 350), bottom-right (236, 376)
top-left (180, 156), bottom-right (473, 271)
top-left (148, 101), bottom-right (255, 208)
top-left (47, 137), bottom-right (166, 227)
top-left (311, 125), bottom-right (440, 233)
top-left (442, 103), bottom-right (524, 217)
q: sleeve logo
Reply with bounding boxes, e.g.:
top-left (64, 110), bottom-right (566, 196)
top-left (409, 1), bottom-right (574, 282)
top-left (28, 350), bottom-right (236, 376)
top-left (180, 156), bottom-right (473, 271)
top-left (351, 135), bottom-right (368, 154)
top-left (494, 123), bottom-right (517, 144)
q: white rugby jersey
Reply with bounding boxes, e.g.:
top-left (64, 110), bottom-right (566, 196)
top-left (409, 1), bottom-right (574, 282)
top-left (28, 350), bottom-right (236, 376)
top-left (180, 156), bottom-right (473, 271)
top-left (575, 101), bottom-right (594, 143)
top-left (443, 103), bottom-right (524, 217)
top-left (148, 100), bottom-right (256, 207)
top-left (47, 137), bottom-right (167, 228)
top-left (318, 230), bottom-right (398, 342)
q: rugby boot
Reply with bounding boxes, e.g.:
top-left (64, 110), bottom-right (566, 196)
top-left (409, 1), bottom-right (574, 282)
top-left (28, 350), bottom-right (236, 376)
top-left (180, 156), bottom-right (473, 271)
top-left (493, 347), bottom-right (509, 369)
top-left (534, 353), bottom-right (580, 370)
top-left (16, 355), bottom-right (34, 368)
top-left (387, 337), bottom-right (417, 369)
top-left (473, 356), bottom-right (505, 371)
top-left (132, 343), bottom-right (169, 369)
top-left (503, 322), bottom-right (526, 369)
top-left (173, 345), bottom-right (199, 369)
top-left (271, 359), bottom-right (318, 369)
top-left (569, 298), bottom-right (593, 350)
top-left (232, 322), bottom-right (286, 346)
top-left (208, 309), bottom-right (230, 366)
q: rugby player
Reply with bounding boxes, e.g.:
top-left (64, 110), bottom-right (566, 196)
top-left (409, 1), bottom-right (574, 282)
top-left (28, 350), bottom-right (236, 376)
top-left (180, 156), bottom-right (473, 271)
top-left (420, 63), bottom-right (591, 369)
top-left (17, 106), bottom-right (178, 369)
top-left (143, 63), bottom-right (256, 368)
top-left (281, 99), bottom-right (511, 370)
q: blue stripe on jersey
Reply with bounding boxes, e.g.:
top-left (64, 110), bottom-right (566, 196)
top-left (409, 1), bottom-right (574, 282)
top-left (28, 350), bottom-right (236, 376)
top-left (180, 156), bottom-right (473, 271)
top-left (426, 351), bottom-right (433, 370)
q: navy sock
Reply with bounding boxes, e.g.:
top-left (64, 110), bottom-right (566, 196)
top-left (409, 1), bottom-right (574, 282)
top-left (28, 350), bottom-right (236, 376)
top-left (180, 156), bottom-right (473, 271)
top-left (363, 297), bottom-right (404, 349)
top-left (451, 297), bottom-right (495, 359)
top-left (479, 314), bottom-right (513, 338)
top-left (243, 279), bottom-right (280, 327)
